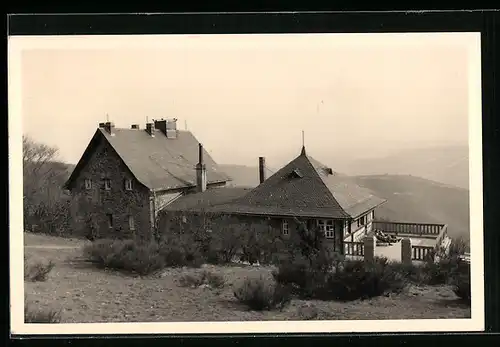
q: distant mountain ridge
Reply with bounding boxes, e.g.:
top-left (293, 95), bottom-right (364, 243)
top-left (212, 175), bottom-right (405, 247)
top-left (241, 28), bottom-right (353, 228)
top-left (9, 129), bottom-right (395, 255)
top-left (335, 145), bottom-right (469, 190)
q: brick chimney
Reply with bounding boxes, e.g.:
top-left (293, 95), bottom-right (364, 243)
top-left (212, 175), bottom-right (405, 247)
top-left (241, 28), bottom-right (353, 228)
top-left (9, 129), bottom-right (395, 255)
top-left (146, 122), bottom-right (155, 137)
top-left (100, 121), bottom-right (115, 136)
top-left (154, 118), bottom-right (178, 139)
top-left (259, 157), bottom-right (266, 184)
top-left (196, 143), bottom-right (207, 192)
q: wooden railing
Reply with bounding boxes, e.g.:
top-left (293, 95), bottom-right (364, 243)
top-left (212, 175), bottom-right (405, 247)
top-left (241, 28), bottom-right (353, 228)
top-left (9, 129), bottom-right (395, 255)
top-left (344, 241), bottom-right (364, 256)
top-left (434, 224), bottom-right (449, 250)
top-left (411, 246), bottom-right (434, 261)
top-left (372, 220), bottom-right (445, 237)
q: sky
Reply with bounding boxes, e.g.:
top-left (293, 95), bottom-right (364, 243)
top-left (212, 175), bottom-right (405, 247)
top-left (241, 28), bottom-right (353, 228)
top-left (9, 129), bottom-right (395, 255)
top-left (17, 33), bottom-right (478, 169)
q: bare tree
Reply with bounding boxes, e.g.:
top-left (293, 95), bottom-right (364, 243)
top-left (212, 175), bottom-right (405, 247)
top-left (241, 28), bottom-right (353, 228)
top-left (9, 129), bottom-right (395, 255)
top-left (22, 135), bottom-right (69, 233)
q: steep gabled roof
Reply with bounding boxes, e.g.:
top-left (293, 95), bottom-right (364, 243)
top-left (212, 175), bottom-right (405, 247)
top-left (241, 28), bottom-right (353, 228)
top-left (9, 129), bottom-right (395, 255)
top-left (64, 127), bottom-right (230, 191)
top-left (206, 147), bottom-right (386, 219)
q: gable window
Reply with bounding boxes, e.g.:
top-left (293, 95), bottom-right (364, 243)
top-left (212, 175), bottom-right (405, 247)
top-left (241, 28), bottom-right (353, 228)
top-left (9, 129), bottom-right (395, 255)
top-left (124, 179), bottom-right (133, 191)
top-left (281, 220), bottom-right (289, 236)
top-left (128, 215), bottom-right (135, 231)
top-left (106, 213), bottom-right (113, 228)
top-left (317, 219), bottom-right (335, 239)
top-left (104, 178), bottom-right (111, 190)
top-left (84, 179), bottom-right (92, 190)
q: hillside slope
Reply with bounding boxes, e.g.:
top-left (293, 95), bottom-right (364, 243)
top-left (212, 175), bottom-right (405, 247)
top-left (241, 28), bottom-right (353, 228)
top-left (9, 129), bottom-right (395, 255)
top-left (219, 164), bottom-right (470, 240)
top-left (220, 164), bottom-right (270, 188)
top-left (337, 145), bottom-right (469, 190)
top-left (352, 175), bottom-right (470, 240)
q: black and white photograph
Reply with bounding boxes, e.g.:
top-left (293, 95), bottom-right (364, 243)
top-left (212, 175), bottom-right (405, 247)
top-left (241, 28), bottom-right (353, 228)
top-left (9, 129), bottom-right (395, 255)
top-left (9, 29), bottom-right (484, 335)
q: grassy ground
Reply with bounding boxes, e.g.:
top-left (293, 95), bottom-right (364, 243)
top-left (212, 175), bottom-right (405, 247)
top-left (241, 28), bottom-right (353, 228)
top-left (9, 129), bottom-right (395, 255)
top-left (24, 233), bottom-right (471, 323)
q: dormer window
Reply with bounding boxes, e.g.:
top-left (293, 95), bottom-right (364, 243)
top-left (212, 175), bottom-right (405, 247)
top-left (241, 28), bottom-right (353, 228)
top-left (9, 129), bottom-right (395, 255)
top-left (289, 168), bottom-right (304, 179)
top-left (84, 179), bottom-right (92, 190)
top-left (124, 179), bottom-right (133, 191)
top-left (104, 178), bottom-right (111, 190)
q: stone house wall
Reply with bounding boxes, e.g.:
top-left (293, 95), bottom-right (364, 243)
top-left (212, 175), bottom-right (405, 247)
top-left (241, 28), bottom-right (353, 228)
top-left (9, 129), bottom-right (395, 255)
top-left (68, 137), bottom-right (152, 240)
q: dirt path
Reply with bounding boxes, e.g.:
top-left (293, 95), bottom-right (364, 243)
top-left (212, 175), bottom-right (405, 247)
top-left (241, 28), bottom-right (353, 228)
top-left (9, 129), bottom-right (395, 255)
top-left (25, 245), bottom-right (80, 250)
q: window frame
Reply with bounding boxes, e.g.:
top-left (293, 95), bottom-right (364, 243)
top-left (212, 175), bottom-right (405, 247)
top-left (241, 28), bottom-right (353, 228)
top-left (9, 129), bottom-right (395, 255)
top-left (106, 213), bottom-right (113, 228)
top-left (317, 219), bottom-right (335, 239)
top-left (84, 178), bottom-right (92, 190)
top-left (124, 178), bottom-right (133, 191)
top-left (281, 220), bottom-right (290, 236)
top-left (104, 178), bottom-right (111, 191)
top-left (128, 215), bottom-right (135, 231)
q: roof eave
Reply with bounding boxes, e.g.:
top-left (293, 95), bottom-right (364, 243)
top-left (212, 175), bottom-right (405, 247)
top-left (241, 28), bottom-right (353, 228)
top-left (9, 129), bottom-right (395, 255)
top-left (348, 198), bottom-right (388, 219)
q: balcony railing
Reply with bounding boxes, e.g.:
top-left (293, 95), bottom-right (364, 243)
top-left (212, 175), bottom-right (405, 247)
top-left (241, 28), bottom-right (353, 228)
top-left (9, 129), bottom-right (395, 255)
top-left (372, 220), bottom-right (449, 262)
top-left (372, 220), bottom-right (446, 238)
top-left (411, 245), bottom-right (434, 261)
top-left (344, 241), bottom-right (365, 256)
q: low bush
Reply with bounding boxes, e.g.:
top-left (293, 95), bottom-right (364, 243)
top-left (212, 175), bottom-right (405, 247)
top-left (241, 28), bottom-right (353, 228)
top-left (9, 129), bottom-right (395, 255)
top-left (159, 241), bottom-right (204, 268)
top-left (234, 276), bottom-right (291, 311)
top-left (24, 301), bottom-right (61, 323)
top-left (319, 257), bottom-right (407, 301)
top-left (179, 270), bottom-right (225, 289)
top-left (24, 258), bottom-right (55, 282)
top-left (83, 239), bottom-right (165, 276)
top-left (179, 272), bottom-right (205, 288)
top-left (274, 256), bottom-right (408, 301)
top-left (451, 271), bottom-right (471, 304)
top-left (204, 270), bottom-right (225, 289)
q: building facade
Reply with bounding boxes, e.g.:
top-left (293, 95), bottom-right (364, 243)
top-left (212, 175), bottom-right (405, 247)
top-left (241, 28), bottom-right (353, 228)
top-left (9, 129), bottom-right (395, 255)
top-left (64, 119), bottom-right (230, 240)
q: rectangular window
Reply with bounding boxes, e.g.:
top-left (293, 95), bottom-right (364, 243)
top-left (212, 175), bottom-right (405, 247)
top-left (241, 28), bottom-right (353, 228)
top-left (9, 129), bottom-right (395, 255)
top-left (282, 220), bottom-right (289, 235)
top-left (317, 219), bottom-right (335, 239)
top-left (124, 179), bottom-right (133, 191)
top-left (106, 213), bottom-right (113, 228)
top-left (357, 215), bottom-right (367, 227)
top-left (372, 210), bottom-right (375, 219)
top-left (104, 178), bottom-right (111, 190)
top-left (84, 179), bottom-right (92, 190)
top-left (128, 215), bottom-right (135, 230)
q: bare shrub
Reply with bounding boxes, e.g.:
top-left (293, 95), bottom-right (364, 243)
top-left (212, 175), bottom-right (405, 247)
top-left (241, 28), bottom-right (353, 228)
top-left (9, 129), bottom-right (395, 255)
top-left (297, 303), bottom-right (319, 320)
top-left (24, 301), bottom-right (61, 323)
top-left (178, 270), bottom-right (225, 289)
top-left (233, 276), bottom-right (291, 311)
top-left (83, 239), bottom-right (165, 276)
top-left (24, 259), bottom-right (55, 282)
top-left (204, 270), bottom-right (225, 289)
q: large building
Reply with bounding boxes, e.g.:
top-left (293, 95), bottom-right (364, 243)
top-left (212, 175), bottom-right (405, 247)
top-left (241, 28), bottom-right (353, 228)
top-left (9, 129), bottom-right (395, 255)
top-left (63, 119), bottom-right (230, 240)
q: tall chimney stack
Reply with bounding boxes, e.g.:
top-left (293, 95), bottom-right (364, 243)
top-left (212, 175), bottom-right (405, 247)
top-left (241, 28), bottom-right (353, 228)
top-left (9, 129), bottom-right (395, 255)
top-left (101, 121), bottom-right (115, 136)
top-left (259, 157), bottom-right (266, 184)
top-left (154, 118), bottom-right (178, 139)
top-left (146, 122), bottom-right (155, 136)
top-left (196, 143), bottom-right (207, 192)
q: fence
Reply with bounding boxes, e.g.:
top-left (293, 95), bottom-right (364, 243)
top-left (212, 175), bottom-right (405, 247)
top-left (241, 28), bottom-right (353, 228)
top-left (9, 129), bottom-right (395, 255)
top-left (372, 220), bottom-right (445, 237)
top-left (343, 241), bottom-right (365, 256)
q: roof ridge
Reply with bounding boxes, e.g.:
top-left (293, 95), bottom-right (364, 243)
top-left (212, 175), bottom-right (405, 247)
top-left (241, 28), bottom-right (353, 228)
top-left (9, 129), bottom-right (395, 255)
top-left (301, 154), bottom-right (350, 217)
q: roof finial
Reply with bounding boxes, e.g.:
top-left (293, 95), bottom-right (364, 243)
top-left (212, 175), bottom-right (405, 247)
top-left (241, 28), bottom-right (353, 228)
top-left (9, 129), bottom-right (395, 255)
top-left (301, 130), bottom-right (306, 155)
top-left (106, 113), bottom-right (109, 122)
top-left (185, 120), bottom-right (188, 130)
